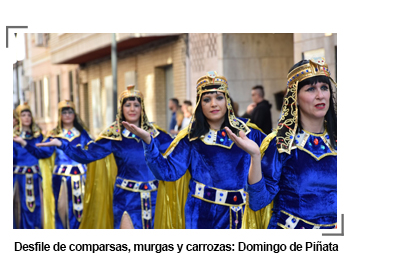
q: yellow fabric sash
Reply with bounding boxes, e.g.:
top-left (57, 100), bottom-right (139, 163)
top-left (154, 170), bottom-right (191, 229)
top-left (39, 153), bottom-right (56, 229)
top-left (79, 154), bottom-right (117, 229)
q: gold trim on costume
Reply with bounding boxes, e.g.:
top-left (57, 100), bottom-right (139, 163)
top-left (46, 100), bottom-right (90, 140)
top-left (276, 57), bottom-right (337, 155)
top-left (292, 129), bottom-right (337, 161)
top-left (162, 127), bottom-right (189, 158)
top-left (14, 102), bottom-right (42, 139)
top-left (287, 58), bottom-right (336, 88)
top-left (96, 85), bottom-right (159, 142)
top-left (260, 131), bottom-right (277, 159)
top-left (187, 71), bottom-right (250, 141)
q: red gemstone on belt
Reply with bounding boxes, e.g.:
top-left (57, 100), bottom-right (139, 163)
top-left (233, 196), bottom-right (237, 202)
top-left (222, 131), bottom-right (226, 137)
top-left (144, 185), bottom-right (148, 190)
top-left (314, 138), bottom-right (319, 145)
top-left (28, 169), bottom-right (31, 172)
top-left (74, 171), bottom-right (77, 174)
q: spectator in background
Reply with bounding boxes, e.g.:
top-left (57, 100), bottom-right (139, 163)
top-left (168, 98), bottom-right (183, 136)
top-left (242, 85), bottom-right (272, 134)
top-left (180, 100), bottom-right (193, 130)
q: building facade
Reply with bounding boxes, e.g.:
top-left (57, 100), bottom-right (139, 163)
top-left (18, 33), bottom-right (337, 136)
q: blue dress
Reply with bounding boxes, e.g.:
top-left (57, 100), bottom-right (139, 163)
top-left (143, 118), bottom-right (267, 229)
top-left (13, 131), bottom-right (54, 229)
top-left (58, 126), bottom-right (173, 229)
top-left (246, 129), bottom-right (337, 229)
top-left (44, 127), bottom-right (92, 229)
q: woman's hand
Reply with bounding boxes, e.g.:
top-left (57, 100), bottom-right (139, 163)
top-left (225, 127), bottom-right (261, 158)
top-left (121, 121), bottom-right (151, 144)
top-left (36, 138), bottom-right (62, 147)
top-left (13, 136), bottom-right (27, 147)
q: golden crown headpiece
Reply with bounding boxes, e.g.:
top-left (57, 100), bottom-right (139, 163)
top-left (188, 71), bottom-right (250, 141)
top-left (287, 57), bottom-right (336, 88)
top-left (15, 102), bottom-right (31, 116)
top-left (196, 71), bottom-right (229, 96)
top-left (58, 100), bottom-right (76, 111)
top-left (119, 85), bottom-right (143, 103)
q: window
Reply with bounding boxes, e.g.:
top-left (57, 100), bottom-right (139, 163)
top-left (69, 71), bottom-right (74, 102)
top-left (104, 75), bottom-right (114, 126)
top-left (91, 79), bottom-right (102, 136)
top-left (39, 80), bottom-right (44, 118)
top-left (56, 75), bottom-right (61, 104)
top-left (83, 83), bottom-right (89, 124)
top-left (32, 81), bottom-right (37, 116)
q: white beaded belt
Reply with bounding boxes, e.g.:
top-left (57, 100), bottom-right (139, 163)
top-left (53, 164), bottom-right (86, 176)
top-left (192, 181), bottom-right (246, 206)
top-left (13, 165), bottom-right (40, 174)
top-left (116, 177), bottom-right (158, 192)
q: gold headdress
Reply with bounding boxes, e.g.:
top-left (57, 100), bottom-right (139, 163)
top-left (46, 100), bottom-right (89, 138)
top-left (276, 57), bottom-right (337, 154)
top-left (187, 71), bottom-right (250, 141)
top-left (97, 85), bottom-right (159, 141)
top-left (13, 102), bottom-right (42, 138)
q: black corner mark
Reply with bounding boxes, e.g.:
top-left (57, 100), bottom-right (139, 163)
top-left (322, 214), bottom-right (344, 236)
top-left (6, 26), bottom-right (28, 48)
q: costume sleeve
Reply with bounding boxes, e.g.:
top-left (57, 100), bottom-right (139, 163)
top-left (143, 135), bottom-right (191, 182)
top-left (58, 138), bottom-right (112, 164)
top-left (245, 134), bottom-right (283, 211)
top-left (153, 130), bottom-right (174, 154)
top-left (25, 135), bottom-right (55, 159)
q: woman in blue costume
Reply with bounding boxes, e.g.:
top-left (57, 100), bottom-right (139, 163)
top-left (13, 103), bottom-right (54, 229)
top-left (227, 58), bottom-right (337, 229)
top-left (39, 100), bottom-right (92, 229)
top-left (122, 71), bottom-right (267, 229)
top-left (38, 86), bottom-right (173, 229)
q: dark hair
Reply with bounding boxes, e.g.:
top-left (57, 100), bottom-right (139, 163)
top-left (61, 107), bottom-right (84, 133)
top-left (170, 98), bottom-right (179, 107)
top-left (252, 85), bottom-right (265, 98)
top-left (20, 109), bottom-right (33, 131)
top-left (120, 96), bottom-right (142, 127)
top-left (290, 60), bottom-right (337, 149)
top-left (183, 100), bottom-right (192, 106)
top-left (190, 86), bottom-right (239, 139)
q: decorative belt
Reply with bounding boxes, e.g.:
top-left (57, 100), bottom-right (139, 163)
top-left (192, 181), bottom-right (246, 207)
top-left (13, 165), bottom-right (40, 174)
top-left (53, 164), bottom-right (86, 176)
top-left (277, 210), bottom-right (337, 229)
top-left (115, 177), bottom-right (158, 193)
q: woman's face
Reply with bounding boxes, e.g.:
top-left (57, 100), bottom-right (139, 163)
top-left (201, 92), bottom-right (227, 124)
top-left (123, 99), bottom-right (141, 124)
top-left (181, 104), bottom-right (188, 114)
top-left (20, 111), bottom-right (32, 127)
top-left (61, 108), bottom-right (75, 127)
top-left (298, 82), bottom-right (330, 123)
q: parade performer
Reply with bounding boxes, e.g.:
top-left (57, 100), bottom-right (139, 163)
top-left (13, 103), bottom-right (54, 229)
top-left (37, 100), bottom-right (92, 229)
top-left (37, 86), bottom-right (174, 229)
top-left (122, 71), bottom-right (267, 229)
top-left (228, 58), bottom-right (337, 229)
